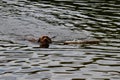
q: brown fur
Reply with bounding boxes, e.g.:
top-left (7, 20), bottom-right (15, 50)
top-left (38, 36), bottom-right (52, 48)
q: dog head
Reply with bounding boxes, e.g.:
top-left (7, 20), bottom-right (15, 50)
top-left (38, 36), bottom-right (52, 48)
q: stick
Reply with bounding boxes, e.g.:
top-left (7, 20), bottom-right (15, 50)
top-left (64, 40), bottom-right (100, 45)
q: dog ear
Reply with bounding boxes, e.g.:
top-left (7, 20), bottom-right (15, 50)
top-left (46, 36), bottom-right (52, 43)
top-left (38, 37), bottom-right (41, 43)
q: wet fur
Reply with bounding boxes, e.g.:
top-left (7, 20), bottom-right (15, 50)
top-left (38, 36), bottom-right (52, 48)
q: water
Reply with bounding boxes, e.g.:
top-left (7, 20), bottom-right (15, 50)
top-left (0, 0), bottom-right (120, 80)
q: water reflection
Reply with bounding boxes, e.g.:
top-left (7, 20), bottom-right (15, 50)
top-left (0, 0), bottom-right (120, 80)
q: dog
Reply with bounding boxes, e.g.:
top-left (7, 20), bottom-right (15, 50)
top-left (38, 36), bottom-right (52, 48)
top-left (26, 35), bottom-right (99, 48)
top-left (26, 35), bottom-right (52, 48)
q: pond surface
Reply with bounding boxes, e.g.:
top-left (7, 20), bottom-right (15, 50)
top-left (0, 0), bottom-right (120, 80)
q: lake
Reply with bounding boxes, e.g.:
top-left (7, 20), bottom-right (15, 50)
top-left (0, 0), bottom-right (120, 80)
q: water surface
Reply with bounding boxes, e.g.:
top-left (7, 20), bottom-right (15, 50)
top-left (0, 0), bottom-right (120, 80)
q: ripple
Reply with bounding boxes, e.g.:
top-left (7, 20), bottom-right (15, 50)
top-left (0, 0), bottom-right (120, 80)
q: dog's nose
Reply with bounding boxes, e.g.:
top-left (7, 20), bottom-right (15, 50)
top-left (43, 37), bottom-right (52, 43)
top-left (43, 38), bottom-right (49, 43)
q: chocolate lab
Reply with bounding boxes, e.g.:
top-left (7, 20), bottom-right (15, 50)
top-left (38, 36), bottom-right (52, 48)
top-left (26, 35), bottom-right (52, 48)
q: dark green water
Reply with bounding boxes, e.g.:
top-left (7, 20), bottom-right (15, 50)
top-left (0, 0), bottom-right (120, 80)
